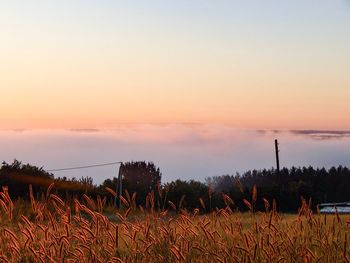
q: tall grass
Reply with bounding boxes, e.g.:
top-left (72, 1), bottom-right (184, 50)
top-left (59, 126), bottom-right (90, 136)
top-left (0, 184), bottom-right (349, 262)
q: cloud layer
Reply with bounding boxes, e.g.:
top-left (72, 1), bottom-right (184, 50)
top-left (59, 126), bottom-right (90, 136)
top-left (1, 124), bottom-right (350, 184)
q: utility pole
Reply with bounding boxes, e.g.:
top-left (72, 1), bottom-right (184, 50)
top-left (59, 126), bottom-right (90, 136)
top-left (115, 163), bottom-right (123, 208)
top-left (275, 139), bottom-right (280, 176)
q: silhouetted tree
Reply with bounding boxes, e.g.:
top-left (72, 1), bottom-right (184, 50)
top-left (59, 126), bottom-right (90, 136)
top-left (165, 179), bottom-right (209, 211)
top-left (3, 159), bottom-right (350, 213)
top-left (0, 160), bottom-right (54, 198)
top-left (104, 161), bottom-right (162, 206)
top-left (206, 165), bottom-right (350, 211)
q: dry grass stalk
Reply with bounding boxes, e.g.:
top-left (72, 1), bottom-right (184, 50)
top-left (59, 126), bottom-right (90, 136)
top-left (0, 186), bottom-right (348, 262)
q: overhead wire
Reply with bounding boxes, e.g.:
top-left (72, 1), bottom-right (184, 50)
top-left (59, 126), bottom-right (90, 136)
top-left (47, 161), bottom-right (122, 172)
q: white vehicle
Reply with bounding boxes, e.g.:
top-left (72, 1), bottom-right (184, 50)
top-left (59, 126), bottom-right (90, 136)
top-left (318, 202), bottom-right (350, 214)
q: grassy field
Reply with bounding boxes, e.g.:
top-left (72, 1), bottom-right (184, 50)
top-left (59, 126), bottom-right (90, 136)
top-left (0, 185), bottom-right (349, 262)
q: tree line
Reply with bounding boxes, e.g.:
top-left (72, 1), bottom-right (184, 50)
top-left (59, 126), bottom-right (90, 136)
top-left (1, 160), bottom-right (350, 212)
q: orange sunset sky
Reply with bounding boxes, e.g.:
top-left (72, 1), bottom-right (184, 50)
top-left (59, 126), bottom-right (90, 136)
top-left (1, 1), bottom-right (350, 130)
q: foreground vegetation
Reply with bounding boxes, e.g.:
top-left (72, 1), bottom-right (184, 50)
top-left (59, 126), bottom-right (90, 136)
top-left (0, 185), bottom-right (350, 262)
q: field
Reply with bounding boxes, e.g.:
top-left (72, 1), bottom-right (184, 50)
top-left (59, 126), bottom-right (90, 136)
top-left (0, 185), bottom-right (349, 262)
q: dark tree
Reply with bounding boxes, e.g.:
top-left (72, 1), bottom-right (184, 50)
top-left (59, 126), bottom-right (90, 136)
top-left (165, 179), bottom-right (209, 211)
top-left (206, 165), bottom-right (350, 212)
top-left (0, 160), bottom-right (54, 199)
top-left (121, 161), bottom-right (162, 206)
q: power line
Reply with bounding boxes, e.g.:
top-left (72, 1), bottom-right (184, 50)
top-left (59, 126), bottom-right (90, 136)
top-left (47, 161), bottom-right (122, 172)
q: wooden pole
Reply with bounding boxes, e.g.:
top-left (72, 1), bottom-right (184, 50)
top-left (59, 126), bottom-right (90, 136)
top-left (118, 163), bottom-right (123, 208)
top-left (115, 167), bottom-right (119, 207)
top-left (275, 139), bottom-right (280, 175)
top-left (115, 163), bottom-right (123, 208)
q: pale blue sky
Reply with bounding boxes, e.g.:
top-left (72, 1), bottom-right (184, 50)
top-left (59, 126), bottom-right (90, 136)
top-left (1, 126), bottom-right (350, 183)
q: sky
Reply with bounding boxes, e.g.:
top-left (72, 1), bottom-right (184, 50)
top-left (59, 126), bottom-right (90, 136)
top-left (1, 0), bottom-right (350, 130)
